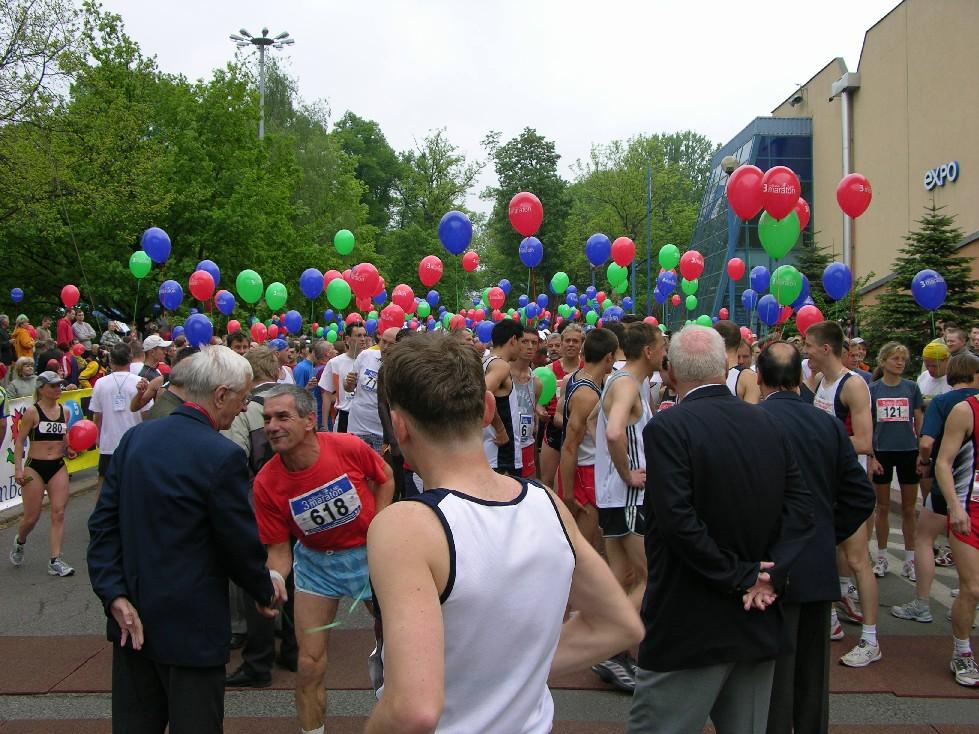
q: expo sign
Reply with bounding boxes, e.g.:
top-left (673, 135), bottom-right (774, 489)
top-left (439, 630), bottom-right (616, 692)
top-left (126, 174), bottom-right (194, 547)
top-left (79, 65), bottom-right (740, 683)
top-left (924, 161), bottom-right (959, 191)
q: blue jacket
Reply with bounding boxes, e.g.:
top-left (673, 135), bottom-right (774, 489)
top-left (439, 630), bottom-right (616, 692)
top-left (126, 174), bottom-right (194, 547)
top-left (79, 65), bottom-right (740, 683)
top-left (88, 405), bottom-right (274, 667)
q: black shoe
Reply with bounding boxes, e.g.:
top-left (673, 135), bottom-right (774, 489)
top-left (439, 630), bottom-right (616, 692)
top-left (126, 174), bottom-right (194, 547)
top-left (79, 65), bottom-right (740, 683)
top-left (229, 633), bottom-right (247, 650)
top-left (591, 654), bottom-right (636, 693)
top-left (224, 666), bottom-right (271, 688)
top-left (276, 654), bottom-right (298, 673)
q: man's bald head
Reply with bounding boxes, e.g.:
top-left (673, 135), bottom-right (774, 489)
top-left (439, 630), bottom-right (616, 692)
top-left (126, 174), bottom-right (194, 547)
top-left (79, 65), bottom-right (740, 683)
top-left (757, 341), bottom-right (802, 393)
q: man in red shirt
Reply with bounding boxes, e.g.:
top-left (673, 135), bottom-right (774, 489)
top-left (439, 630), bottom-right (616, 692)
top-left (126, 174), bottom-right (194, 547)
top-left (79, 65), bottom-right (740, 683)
top-left (56, 308), bottom-right (75, 348)
top-left (253, 384), bottom-right (394, 734)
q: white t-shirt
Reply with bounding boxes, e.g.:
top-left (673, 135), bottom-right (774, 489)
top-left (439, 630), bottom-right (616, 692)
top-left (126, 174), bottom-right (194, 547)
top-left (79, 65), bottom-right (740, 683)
top-left (89, 371), bottom-right (148, 454)
top-left (277, 365), bottom-right (295, 384)
top-left (346, 348), bottom-right (383, 437)
top-left (317, 353), bottom-right (356, 412)
top-left (917, 370), bottom-right (950, 400)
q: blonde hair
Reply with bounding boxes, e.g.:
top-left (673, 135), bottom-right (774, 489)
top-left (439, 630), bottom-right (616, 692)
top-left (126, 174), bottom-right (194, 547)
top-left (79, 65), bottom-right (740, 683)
top-left (877, 341), bottom-right (909, 365)
top-left (13, 357), bottom-right (33, 378)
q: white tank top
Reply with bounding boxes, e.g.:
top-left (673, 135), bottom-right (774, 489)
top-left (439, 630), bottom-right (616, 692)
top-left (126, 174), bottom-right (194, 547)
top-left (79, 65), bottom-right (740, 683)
top-left (564, 370), bottom-right (600, 465)
top-left (513, 369), bottom-right (536, 449)
top-left (382, 480), bottom-right (575, 734)
top-left (482, 355), bottom-right (522, 471)
top-left (595, 370), bottom-right (652, 508)
top-left (725, 365), bottom-right (744, 397)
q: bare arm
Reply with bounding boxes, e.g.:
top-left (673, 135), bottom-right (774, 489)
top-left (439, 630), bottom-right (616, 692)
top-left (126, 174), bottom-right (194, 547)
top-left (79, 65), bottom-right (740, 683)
top-left (737, 369), bottom-right (760, 404)
top-left (370, 462), bottom-right (396, 514)
top-left (935, 402), bottom-right (972, 534)
top-left (843, 377), bottom-right (873, 456)
top-left (265, 541), bottom-right (293, 581)
top-left (14, 406), bottom-right (36, 478)
top-left (604, 380), bottom-right (644, 487)
top-left (484, 360), bottom-right (509, 439)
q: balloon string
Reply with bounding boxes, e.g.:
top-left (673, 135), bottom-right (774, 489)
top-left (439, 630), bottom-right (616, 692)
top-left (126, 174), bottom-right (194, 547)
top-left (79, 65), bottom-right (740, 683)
top-left (299, 580), bottom-right (372, 633)
top-left (133, 279), bottom-right (140, 327)
top-left (931, 312), bottom-right (936, 339)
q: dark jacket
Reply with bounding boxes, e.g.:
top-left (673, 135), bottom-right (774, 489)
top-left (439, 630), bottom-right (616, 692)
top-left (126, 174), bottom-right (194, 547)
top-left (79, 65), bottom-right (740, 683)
top-left (0, 325), bottom-right (12, 365)
top-left (639, 384), bottom-right (813, 672)
top-left (758, 391), bottom-right (875, 603)
top-left (88, 406), bottom-right (274, 668)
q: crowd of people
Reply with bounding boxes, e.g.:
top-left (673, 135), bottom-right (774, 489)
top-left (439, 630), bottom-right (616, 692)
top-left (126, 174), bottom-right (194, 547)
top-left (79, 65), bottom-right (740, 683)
top-left (2, 305), bottom-right (979, 733)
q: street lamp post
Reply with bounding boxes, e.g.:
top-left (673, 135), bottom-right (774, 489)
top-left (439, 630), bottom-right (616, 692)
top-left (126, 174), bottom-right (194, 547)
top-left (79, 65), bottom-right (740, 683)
top-left (229, 27), bottom-right (295, 140)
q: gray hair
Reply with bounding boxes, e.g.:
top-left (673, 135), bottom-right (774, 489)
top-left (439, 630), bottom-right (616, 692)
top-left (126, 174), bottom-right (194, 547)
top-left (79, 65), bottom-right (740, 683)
top-left (312, 340), bottom-right (332, 360)
top-left (262, 383), bottom-right (316, 418)
top-left (668, 326), bottom-right (727, 383)
top-left (0, 314), bottom-right (8, 326)
top-left (179, 345), bottom-right (252, 403)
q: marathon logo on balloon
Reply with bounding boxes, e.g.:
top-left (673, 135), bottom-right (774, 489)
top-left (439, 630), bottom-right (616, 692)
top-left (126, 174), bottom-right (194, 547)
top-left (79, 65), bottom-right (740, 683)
top-left (761, 182), bottom-right (798, 195)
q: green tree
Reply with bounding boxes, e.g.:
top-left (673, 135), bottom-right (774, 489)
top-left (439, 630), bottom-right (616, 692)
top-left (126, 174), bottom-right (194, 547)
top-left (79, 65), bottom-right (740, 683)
top-left (332, 111), bottom-right (402, 231)
top-left (862, 203), bottom-right (979, 362)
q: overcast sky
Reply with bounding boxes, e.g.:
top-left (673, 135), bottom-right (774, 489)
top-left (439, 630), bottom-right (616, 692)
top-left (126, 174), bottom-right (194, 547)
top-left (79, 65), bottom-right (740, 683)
top-left (100, 0), bottom-right (898, 211)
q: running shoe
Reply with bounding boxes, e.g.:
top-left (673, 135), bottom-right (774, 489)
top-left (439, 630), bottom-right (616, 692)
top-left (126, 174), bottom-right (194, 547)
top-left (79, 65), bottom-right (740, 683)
top-left (623, 651), bottom-right (641, 679)
top-left (9, 537), bottom-right (24, 567)
top-left (831, 617), bottom-right (844, 640)
top-left (840, 639), bottom-right (882, 668)
top-left (47, 557), bottom-right (75, 577)
top-left (891, 598), bottom-right (933, 623)
top-left (951, 653), bottom-right (979, 687)
top-left (952, 588), bottom-right (959, 597)
top-left (935, 545), bottom-right (955, 567)
top-left (837, 595), bottom-right (864, 625)
top-left (592, 653), bottom-right (636, 693)
top-left (873, 556), bottom-right (889, 578)
top-left (902, 559), bottom-right (917, 582)
top-left (368, 643), bottom-right (384, 694)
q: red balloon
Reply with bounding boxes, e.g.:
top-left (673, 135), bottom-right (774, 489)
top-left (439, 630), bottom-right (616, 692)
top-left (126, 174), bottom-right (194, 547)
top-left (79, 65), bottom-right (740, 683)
top-left (461, 250), bottom-right (480, 272)
top-left (679, 250), bottom-right (705, 281)
top-left (323, 269), bottom-right (342, 287)
top-left (251, 322), bottom-right (267, 343)
top-left (596, 291), bottom-right (606, 304)
top-left (611, 237), bottom-right (636, 267)
top-left (374, 276), bottom-right (386, 297)
top-left (449, 314), bottom-right (466, 330)
top-left (508, 192), bottom-right (544, 236)
top-left (725, 165), bottom-right (764, 220)
top-left (794, 197), bottom-right (811, 230)
top-left (739, 325), bottom-right (753, 344)
top-left (61, 284), bottom-right (80, 308)
top-left (342, 269), bottom-right (353, 284)
top-left (279, 325), bottom-right (289, 336)
top-left (418, 255), bottom-right (444, 287)
top-left (492, 309), bottom-right (503, 322)
top-left (487, 286), bottom-right (506, 310)
top-left (643, 316), bottom-right (659, 327)
top-left (671, 294), bottom-right (681, 307)
top-left (795, 304), bottom-right (824, 337)
top-left (761, 166), bottom-right (801, 220)
top-left (379, 303), bottom-right (405, 333)
top-left (345, 313), bottom-right (364, 326)
top-left (356, 296), bottom-right (372, 312)
top-left (67, 419), bottom-right (98, 453)
top-left (311, 322), bottom-right (319, 332)
top-left (349, 262), bottom-right (380, 299)
top-left (726, 257), bottom-right (745, 281)
top-left (777, 306), bottom-right (793, 325)
top-left (719, 308), bottom-right (729, 320)
top-left (392, 284), bottom-right (415, 313)
top-left (267, 324), bottom-right (279, 339)
top-left (473, 309), bottom-right (485, 322)
top-left (409, 319), bottom-right (418, 330)
top-left (227, 319), bottom-right (241, 333)
top-left (188, 270), bottom-right (215, 301)
top-left (836, 173), bottom-right (872, 218)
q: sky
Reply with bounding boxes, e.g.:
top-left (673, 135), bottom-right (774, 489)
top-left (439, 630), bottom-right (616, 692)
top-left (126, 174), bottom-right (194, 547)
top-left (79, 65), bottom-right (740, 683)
top-left (99, 0), bottom-right (899, 211)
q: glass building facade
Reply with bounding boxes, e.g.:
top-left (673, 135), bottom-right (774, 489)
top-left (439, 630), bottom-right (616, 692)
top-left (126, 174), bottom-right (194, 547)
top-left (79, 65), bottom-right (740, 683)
top-left (673, 117), bottom-right (812, 330)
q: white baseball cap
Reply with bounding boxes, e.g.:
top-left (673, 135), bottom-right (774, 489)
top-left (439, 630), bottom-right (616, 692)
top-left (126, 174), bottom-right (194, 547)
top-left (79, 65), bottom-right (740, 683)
top-left (142, 335), bottom-right (172, 351)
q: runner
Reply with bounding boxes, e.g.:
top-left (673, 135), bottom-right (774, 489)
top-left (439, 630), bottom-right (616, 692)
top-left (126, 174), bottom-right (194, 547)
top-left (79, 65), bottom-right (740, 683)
top-left (482, 320), bottom-right (523, 477)
top-left (254, 384), bottom-right (394, 732)
top-left (714, 320), bottom-right (760, 402)
top-left (343, 326), bottom-right (399, 453)
top-left (319, 321), bottom-right (366, 433)
top-left (511, 328), bottom-right (543, 479)
top-left (539, 324), bottom-right (584, 489)
top-left (9, 371), bottom-right (76, 576)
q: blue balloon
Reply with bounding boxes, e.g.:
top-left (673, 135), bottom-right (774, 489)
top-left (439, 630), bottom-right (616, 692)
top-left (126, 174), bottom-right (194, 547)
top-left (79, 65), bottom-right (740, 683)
top-left (472, 296), bottom-right (481, 306)
top-left (141, 227), bottom-right (171, 264)
top-left (536, 293), bottom-right (549, 309)
top-left (911, 269), bottom-right (947, 311)
top-left (299, 268), bottom-right (324, 300)
top-left (657, 271), bottom-right (678, 294)
top-left (498, 279), bottom-right (512, 296)
top-left (215, 290), bottom-right (236, 316)
top-left (438, 210), bottom-right (473, 255)
top-left (741, 288), bottom-right (759, 311)
top-left (525, 303), bottom-right (539, 319)
top-left (622, 296), bottom-right (634, 311)
top-left (438, 306), bottom-right (446, 314)
top-left (822, 262), bottom-right (852, 301)
top-left (283, 309), bottom-right (302, 334)
top-left (567, 285), bottom-right (577, 294)
top-left (566, 293), bottom-right (578, 307)
top-left (184, 313), bottom-right (213, 347)
top-left (365, 318), bottom-right (378, 336)
top-left (654, 289), bottom-right (668, 305)
top-left (585, 285), bottom-right (597, 299)
top-left (476, 320), bottom-right (495, 343)
top-left (158, 280), bottom-right (183, 311)
top-left (10, 287), bottom-right (23, 303)
top-left (323, 309), bottom-right (335, 322)
top-left (519, 237), bottom-right (544, 268)
top-left (426, 290), bottom-right (440, 308)
top-left (585, 233), bottom-right (612, 267)
top-left (604, 307), bottom-right (623, 322)
top-left (465, 318), bottom-right (473, 329)
top-left (64, 400), bottom-right (83, 429)
top-left (517, 294), bottom-right (529, 308)
top-left (370, 289), bottom-right (386, 306)
top-left (757, 294), bottom-right (781, 326)
top-left (790, 274), bottom-right (811, 311)
top-left (196, 259), bottom-right (220, 287)
top-left (172, 325), bottom-right (185, 339)
top-left (749, 266), bottom-right (771, 293)
top-left (189, 307), bottom-right (198, 315)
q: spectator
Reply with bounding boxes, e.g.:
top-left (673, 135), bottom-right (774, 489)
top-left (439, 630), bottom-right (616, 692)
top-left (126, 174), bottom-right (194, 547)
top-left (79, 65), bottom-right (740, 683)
top-left (72, 310), bottom-right (96, 350)
top-left (56, 308), bottom-right (75, 347)
top-left (139, 335), bottom-right (171, 381)
top-left (35, 315), bottom-right (52, 344)
top-left (918, 341), bottom-right (951, 411)
top-left (843, 340), bottom-right (873, 384)
top-left (849, 337), bottom-right (870, 371)
top-left (0, 315), bottom-right (13, 367)
top-left (944, 325), bottom-right (968, 358)
top-left (291, 341), bottom-right (315, 392)
top-left (7, 358), bottom-right (37, 398)
top-left (12, 315), bottom-right (34, 361)
top-left (969, 326), bottom-right (979, 356)
top-left (226, 330), bottom-right (251, 355)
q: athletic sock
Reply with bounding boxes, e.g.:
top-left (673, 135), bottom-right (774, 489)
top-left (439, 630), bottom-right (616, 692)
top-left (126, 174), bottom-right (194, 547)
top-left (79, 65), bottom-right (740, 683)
top-left (839, 576), bottom-right (851, 595)
top-left (831, 607), bottom-right (839, 626)
top-left (953, 637), bottom-right (972, 657)
top-left (301, 727), bottom-right (325, 734)
top-left (861, 624), bottom-right (878, 646)
top-left (877, 551), bottom-right (887, 561)
top-left (905, 550), bottom-right (915, 563)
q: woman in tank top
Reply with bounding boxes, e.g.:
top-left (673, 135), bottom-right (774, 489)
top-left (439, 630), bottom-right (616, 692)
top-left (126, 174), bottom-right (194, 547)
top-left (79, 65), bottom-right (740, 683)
top-left (10, 371), bottom-right (78, 576)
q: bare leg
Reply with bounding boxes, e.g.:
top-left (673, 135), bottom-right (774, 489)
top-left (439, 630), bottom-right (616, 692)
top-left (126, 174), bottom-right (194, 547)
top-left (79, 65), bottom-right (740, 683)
top-left (842, 524), bottom-right (878, 627)
top-left (539, 444), bottom-right (559, 492)
top-left (45, 467), bottom-right (70, 559)
top-left (949, 536), bottom-right (978, 641)
top-left (873, 483), bottom-right (891, 558)
top-left (898, 483), bottom-right (919, 553)
top-left (294, 592), bottom-right (339, 732)
top-left (914, 509), bottom-right (945, 599)
top-left (15, 469), bottom-right (45, 544)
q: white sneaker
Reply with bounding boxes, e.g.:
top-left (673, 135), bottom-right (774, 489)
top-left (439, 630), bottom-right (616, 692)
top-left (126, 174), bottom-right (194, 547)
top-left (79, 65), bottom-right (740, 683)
top-left (840, 639), bottom-right (882, 668)
top-left (831, 618), bottom-right (844, 640)
top-left (902, 559), bottom-right (917, 581)
top-left (9, 537), bottom-right (24, 567)
top-left (891, 598), bottom-right (933, 623)
top-left (47, 557), bottom-right (75, 577)
top-left (873, 556), bottom-right (888, 578)
top-left (951, 653), bottom-right (979, 687)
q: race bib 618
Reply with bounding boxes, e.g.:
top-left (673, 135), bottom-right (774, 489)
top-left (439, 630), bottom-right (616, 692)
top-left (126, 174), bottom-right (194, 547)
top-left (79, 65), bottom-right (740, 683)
top-left (289, 474), bottom-right (362, 536)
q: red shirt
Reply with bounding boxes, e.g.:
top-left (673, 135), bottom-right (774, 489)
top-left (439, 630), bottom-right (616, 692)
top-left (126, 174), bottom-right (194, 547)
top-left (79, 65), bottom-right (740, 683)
top-left (253, 432), bottom-right (388, 551)
top-left (57, 318), bottom-right (73, 346)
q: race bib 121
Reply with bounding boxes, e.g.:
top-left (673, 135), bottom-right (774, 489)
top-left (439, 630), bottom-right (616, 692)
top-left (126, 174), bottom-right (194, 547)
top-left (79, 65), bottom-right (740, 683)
top-left (876, 397), bottom-right (910, 423)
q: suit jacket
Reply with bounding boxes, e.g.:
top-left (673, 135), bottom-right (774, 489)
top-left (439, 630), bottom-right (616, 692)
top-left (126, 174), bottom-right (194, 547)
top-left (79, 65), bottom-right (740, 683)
top-left (88, 405), bottom-right (274, 668)
top-left (639, 384), bottom-right (813, 672)
top-left (759, 391), bottom-right (875, 603)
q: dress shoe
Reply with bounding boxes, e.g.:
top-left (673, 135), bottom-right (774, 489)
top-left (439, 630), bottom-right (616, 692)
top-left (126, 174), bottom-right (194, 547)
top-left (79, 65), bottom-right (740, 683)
top-left (225, 666), bottom-right (271, 688)
top-left (229, 633), bottom-right (247, 650)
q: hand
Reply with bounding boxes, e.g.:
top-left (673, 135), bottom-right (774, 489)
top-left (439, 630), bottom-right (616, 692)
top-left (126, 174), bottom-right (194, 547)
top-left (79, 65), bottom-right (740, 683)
top-left (949, 504), bottom-right (972, 536)
top-left (65, 383), bottom-right (77, 391)
top-left (742, 561), bottom-right (777, 611)
top-left (535, 405), bottom-right (548, 420)
top-left (492, 427), bottom-right (509, 446)
top-left (306, 376), bottom-right (317, 390)
top-left (14, 470), bottom-right (25, 486)
top-left (868, 457), bottom-right (883, 477)
top-left (915, 457), bottom-right (928, 476)
top-left (256, 571), bottom-right (288, 618)
top-left (344, 371), bottom-right (358, 391)
top-left (109, 596), bottom-right (144, 650)
top-left (66, 448), bottom-right (78, 460)
top-left (135, 378), bottom-right (148, 394)
top-left (627, 469), bottom-right (646, 488)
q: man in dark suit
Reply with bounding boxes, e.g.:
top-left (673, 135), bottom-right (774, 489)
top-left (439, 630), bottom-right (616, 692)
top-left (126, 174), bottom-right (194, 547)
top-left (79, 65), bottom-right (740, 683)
top-left (757, 342), bottom-right (876, 734)
top-left (88, 345), bottom-right (284, 734)
top-left (627, 326), bottom-right (813, 734)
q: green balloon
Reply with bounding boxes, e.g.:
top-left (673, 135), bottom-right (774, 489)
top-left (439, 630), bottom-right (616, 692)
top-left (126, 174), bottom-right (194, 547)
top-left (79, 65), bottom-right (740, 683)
top-left (334, 229), bottom-right (355, 255)
top-left (681, 278), bottom-right (699, 296)
top-left (658, 324), bottom-right (667, 332)
top-left (480, 288), bottom-right (491, 310)
top-left (265, 282), bottom-right (288, 311)
top-left (551, 271), bottom-right (570, 295)
top-left (613, 279), bottom-right (628, 294)
top-left (659, 243), bottom-right (680, 270)
top-left (758, 210), bottom-right (801, 260)
top-left (695, 314), bottom-right (713, 327)
top-left (607, 263), bottom-right (629, 285)
top-left (602, 299), bottom-right (614, 311)
top-left (328, 323), bottom-right (338, 331)
top-left (326, 278), bottom-right (352, 309)
top-left (771, 264), bottom-right (803, 306)
top-left (533, 366), bottom-right (557, 405)
top-left (585, 310), bottom-right (598, 325)
top-left (236, 269), bottom-right (264, 304)
top-left (326, 330), bottom-right (337, 343)
top-left (686, 295), bottom-right (698, 311)
top-left (129, 251), bottom-right (152, 279)
top-left (416, 302), bottom-right (431, 318)
top-left (442, 312), bottom-right (453, 328)
top-left (368, 310), bottom-right (379, 320)
top-left (316, 326), bottom-right (324, 337)
top-left (558, 304), bottom-right (571, 318)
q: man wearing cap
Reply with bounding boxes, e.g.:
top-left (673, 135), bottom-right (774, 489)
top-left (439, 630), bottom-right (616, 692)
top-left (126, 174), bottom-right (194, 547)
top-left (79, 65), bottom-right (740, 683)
top-left (139, 335), bottom-right (171, 381)
top-left (919, 341), bottom-right (951, 411)
top-left (849, 337), bottom-right (870, 372)
top-left (270, 339), bottom-right (296, 384)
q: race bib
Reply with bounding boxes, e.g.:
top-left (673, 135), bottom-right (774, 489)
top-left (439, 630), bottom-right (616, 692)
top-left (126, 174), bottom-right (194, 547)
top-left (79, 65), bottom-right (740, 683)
top-left (813, 396), bottom-right (834, 416)
top-left (658, 400), bottom-right (675, 413)
top-left (112, 393), bottom-right (128, 412)
top-left (876, 398), bottom-right (910, 422)
top-left (37, 421), bottom-right (65, 436)
top-left (289, 474), bottom-right (362, 536)
top-left (519, 414), bottom-right (533, 440)
top-left (361, 368), bottom-right (378, 393)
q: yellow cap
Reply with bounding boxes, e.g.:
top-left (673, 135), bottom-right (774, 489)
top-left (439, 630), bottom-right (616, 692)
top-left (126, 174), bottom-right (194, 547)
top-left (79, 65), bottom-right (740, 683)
top-left (922, 341), bottom-right (950, 360)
